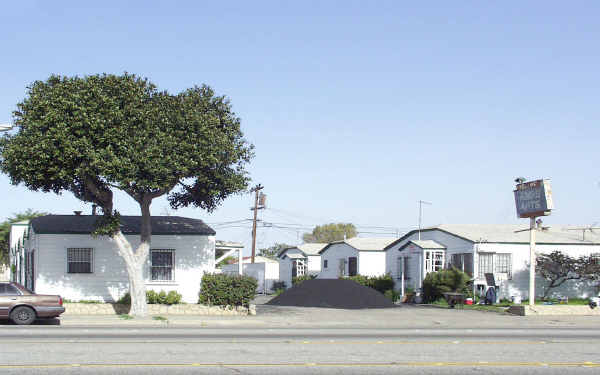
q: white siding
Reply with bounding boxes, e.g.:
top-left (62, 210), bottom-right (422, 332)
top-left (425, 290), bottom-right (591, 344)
top-left (307, 255), bottom-right (321, 274)
top-left (358, 251), bottom-right (386, 277)
top-left (318, 243), bottom-right (358, 279)
top-left (278, 257), bottom-right (293, 289)
top-left (32, 231), bottom-right (214, 303)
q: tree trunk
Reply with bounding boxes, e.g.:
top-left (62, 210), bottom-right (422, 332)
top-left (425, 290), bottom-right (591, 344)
top-left (112, 230), bottom-right (149, 317)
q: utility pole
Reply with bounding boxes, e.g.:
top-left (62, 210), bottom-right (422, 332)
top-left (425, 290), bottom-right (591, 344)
top-left (418, 200), bottom-right (432, 240)
top-left (250, 184), bottom-right (265, 264)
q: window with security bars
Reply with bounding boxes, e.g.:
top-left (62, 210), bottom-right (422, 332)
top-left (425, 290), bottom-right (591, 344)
top-left (67, 248), bottom-right (93, 273)
top-left (494, 253), bottom-right (512, 277)
top-left (478, 253), bottom-right (493, 279)
top-left (151, 250), bottom-right (175, 281)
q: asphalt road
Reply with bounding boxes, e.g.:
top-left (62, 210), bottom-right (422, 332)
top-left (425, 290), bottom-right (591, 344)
top-left (1, 326), bottom-right (600, 374)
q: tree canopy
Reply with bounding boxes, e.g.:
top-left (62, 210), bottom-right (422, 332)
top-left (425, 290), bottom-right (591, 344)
top-left (0, 74), bottom-right (253, 225)
top-left (0, 73), bottom-right (254, 315)
top-left (302, 223), bottom-right (357, 243)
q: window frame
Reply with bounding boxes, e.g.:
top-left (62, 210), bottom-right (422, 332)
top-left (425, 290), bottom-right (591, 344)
top-left (150, 249), bottom-right (176, 282)
top-left (494, 253), bottom-right (512, 278)
top-left (66, 248), bottom-right (94, 274)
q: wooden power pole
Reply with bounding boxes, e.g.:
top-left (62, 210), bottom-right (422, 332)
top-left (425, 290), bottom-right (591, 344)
top-left (250, 184), bottom-right (265, 263)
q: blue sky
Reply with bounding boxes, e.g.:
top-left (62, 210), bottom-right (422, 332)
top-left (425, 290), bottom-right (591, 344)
top-left (1, 1), bottom-right (599, 253)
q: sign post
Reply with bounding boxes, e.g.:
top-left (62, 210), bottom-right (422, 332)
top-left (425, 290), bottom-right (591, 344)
top-left (513, 179), bottom-right (553, 307)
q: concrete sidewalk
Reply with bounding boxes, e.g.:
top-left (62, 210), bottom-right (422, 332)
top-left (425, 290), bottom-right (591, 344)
top-left (27, 304), bottom-right (600, 329)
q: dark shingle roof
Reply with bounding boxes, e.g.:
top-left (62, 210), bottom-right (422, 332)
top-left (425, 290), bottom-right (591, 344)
top-left (30, 215), bottom-right (215, 236)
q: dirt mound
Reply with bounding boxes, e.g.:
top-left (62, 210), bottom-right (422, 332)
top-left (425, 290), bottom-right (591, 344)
top-left (267, 279), bottom-right (396, 309)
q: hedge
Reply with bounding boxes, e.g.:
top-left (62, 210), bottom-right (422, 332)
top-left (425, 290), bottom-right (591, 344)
top-left (346, 274), bottom-right (395, 294)
top-left (117, 290), bottom-right (182, 305)
top-left (198, 273), bottom-right (258, 307)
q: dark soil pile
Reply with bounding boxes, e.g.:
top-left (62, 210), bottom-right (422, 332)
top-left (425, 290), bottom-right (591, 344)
top-left (267, 279), bottom-right (396, 309)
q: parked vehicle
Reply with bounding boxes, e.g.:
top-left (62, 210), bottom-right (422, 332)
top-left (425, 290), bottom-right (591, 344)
top-left (0, 282), bottom-right (65, 325)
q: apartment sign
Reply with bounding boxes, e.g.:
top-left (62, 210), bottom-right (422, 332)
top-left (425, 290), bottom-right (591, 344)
top-left (514, 179), bottom-right (554, 218)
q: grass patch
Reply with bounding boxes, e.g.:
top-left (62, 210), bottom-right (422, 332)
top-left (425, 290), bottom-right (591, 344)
top-left (429, 296), bottom-right (590, 313)
top-left (152, 315), bottom-right (168, 321)
top-left (119, 314), bottom-right (133, 320)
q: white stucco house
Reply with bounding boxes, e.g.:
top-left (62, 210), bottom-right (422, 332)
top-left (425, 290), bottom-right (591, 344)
top-left (9, 214), bottom-right (216, 303)
top-left (317, 238), bottom-right (397, 279)
top-left (384, 224), bottom-right (600, 300)
top-left (278, 243), bottom-right (327, 288)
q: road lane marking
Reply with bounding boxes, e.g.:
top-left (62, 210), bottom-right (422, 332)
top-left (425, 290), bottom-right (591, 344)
top-left (0, 362), bottom-right (598, 369)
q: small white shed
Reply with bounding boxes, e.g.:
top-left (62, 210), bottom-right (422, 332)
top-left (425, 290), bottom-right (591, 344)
top-left (317, 238), bottom-right (397, 279)
top-left (278, 243), bottom-right (327, 289)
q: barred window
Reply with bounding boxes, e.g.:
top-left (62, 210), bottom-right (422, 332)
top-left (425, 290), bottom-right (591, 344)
top-left (151, 250), bottom-right (175, 281)
top-left (67, 248), bottom-right (93, 273)
top-left (478, 253), bottom-right (493, 279)
top-left (494, 253), bottom-right (512, 277)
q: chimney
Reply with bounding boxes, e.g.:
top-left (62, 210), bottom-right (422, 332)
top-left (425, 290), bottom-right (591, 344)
top-left (73, 211), bottom-right (82, 216)
top-left (92, 204), bottom-right (97, 215)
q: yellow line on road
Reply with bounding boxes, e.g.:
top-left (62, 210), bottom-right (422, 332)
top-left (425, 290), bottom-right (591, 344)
top-left (0, 362), bottom-right (598, 369)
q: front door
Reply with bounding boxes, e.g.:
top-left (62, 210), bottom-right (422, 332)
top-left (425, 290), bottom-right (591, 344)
top-left (348, 257), bottom-right (357, 276)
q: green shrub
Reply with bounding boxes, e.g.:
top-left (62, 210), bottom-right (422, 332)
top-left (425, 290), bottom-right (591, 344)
top-left (117, 290), bottom-right (182, 305)
top-left (422, 267), bottom-right (471, 304)
top-left (117, 293), bottom-right (131, 305)
top-left (146, 290), bottom-right (158, 304)
top-left (384, 289), bottom-right (400, 302)
top-left (198, 273), bottom-right (258, 307)
top-left (292, 274), bottom-right (316, 285)
top-left (157, 290), bottom-right (167, 304)
top-left (165, 291), bottom-right (182, 305)
top-left (346, 274), bottom-right (395, 294)
top-left (273, 288), bottom-right (285, 296)
top-left (272, 281), bottom-right (286, 291)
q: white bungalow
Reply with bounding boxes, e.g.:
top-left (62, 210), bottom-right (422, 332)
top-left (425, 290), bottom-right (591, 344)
top-left (384, 224), bottom-right (600, 300)
top-left (317, 238), bottom-right (397, 279)
top-left (278, 243), bottom-right (327, 288)
top-left (9, 214), bottom-right (216, 303)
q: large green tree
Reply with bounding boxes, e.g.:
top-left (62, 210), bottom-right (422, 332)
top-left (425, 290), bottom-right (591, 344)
top-left (302, 223), bottom-right (357, 243)
top-left (0, 209), bottom-right (47, 265)
top-left (0, 74), bottom-right (253, 316)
